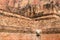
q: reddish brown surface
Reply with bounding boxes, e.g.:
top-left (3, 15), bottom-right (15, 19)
top-left (0, 33), bottom-right (37, 40)
top-left (0, 0), bottom-right (60, 40)
top-left (0, 33), bottom-right (60, 40)
top-left (0, 13), bottom-right (60, 40)
top-left (41, 34), bottom-right (60, 40)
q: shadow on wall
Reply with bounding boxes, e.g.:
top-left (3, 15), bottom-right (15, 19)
top-left (0, 0), bottom-right (60, 18)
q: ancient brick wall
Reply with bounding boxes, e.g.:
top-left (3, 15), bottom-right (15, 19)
top-left (0, 0), bottom-right (60, 40)
top-left (0, 10), bottom-right (60, 40)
